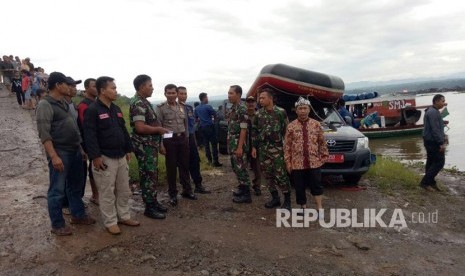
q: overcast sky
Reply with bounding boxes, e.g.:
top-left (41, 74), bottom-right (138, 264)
top-left (3, 0), bottom-right (465, 100)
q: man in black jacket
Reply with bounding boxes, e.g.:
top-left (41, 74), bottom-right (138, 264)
top-left (84, 76), bottom-right (139, 235)
top-left (420, 94), bottom-right (447, 191)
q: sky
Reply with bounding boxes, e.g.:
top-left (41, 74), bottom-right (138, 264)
top-left (3, 0), bottom-right (465, 101)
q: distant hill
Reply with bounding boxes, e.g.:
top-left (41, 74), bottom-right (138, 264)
top-left (345, 76), bottom-right (465, 94)
top-left (345, 78), bottom-right (465, 95)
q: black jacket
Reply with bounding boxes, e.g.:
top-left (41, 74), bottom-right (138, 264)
top-left (83, 99), bottom-right (133, 159)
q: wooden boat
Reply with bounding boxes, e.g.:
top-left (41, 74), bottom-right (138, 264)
top-left (246, 64), bottom-right (344, 103)
top-left (360, 124), bottom-right (424, 139)
top-left (357, 105), bottom-right (449, 139)
top-left (344, 94), bottom-right (417, 126)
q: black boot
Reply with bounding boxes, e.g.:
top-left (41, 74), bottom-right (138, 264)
top-left (233, 186), bottom-right (252, 203)
top-left (144, 203), bottom-right (166, 219)
top-left (233, 185), bottom-right (245, 197)
top-left (155, 202), bottom-right (168, 213)
top-left (281, 192), bottom-right (291, 211)
top-left (252, 185), bottom-right (262, 196)
top-left (264, 191), bottom-right (281, 208)
top-left (194, 184), bottom-right (211, 194)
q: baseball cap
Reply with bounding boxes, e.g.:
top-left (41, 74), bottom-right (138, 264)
top-left (47, 72), bottom-right (75, 89)
top-left (245, 96), bottom-right (256, 102)
top-left (67, 76), bottom-right (82, 85)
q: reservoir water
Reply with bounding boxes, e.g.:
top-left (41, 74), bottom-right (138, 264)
top-left (369, 91), bottom-right (465, 171)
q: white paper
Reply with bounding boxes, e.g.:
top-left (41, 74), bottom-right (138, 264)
top-left (163, 131), bottom-right (173, 138)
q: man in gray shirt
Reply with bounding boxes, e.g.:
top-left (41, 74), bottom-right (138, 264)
top-left (156, 84), bottom-right (196, 206)
top-left (36, 72), bottom-right (95, 236)
top-left (420, 94), bottom-right (447, 191)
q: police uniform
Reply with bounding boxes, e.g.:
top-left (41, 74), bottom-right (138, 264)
top-left (155, 101), bottom-right (193, 201)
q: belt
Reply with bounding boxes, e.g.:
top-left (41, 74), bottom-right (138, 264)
top-left (173, 132), bottom-right (185, 137)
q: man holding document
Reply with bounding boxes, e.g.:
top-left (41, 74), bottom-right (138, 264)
top-left (130, 75), bottom-right (171, 219)
top-left (156, 84), bottom-right (197, 206)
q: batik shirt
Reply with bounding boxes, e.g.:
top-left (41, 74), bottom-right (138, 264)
top-left (284, 118), bottom-right (329, 170)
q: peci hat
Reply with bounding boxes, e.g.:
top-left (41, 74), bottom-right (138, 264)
top-left (295, 96), bottom-right (311, 107)
top-left (47, 72), bottom-right (75, 89)
top-left (245, 96), bottom-right (256, 102)
top-left (67, 76), bottom-right (82, 85)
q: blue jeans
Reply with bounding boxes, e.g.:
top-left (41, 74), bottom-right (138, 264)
top-left (47, 149), bottom-right (85, 228)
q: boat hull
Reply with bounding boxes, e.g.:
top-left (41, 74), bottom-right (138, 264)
top-left (246, 64), bottom-right (345, 103)
top-left (361, 125), bottom-right (424, 139)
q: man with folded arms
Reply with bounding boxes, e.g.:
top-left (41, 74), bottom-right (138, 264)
top-left (84, 76), bottom-right (139, 235)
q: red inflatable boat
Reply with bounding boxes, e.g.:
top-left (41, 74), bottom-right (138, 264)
top-left (246, 64), bottom-right (345, 103)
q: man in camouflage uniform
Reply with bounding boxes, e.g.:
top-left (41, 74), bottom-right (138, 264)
top-left (251, 87), bottom-right (291, 210)
top-left (227, 85), bottom-right (252, 203)
top-left (245, 96), bottom-right (262, 196)
top-left (129, 74), bottom-right (170, 219)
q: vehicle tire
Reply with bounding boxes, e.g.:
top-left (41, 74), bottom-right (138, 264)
top-left (343, 174), bottom-right (362, 186)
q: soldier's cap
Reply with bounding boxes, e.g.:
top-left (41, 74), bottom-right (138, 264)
top-left (245, 96), bottom-right (256, 102)
top-left (295, 96), bottom-right (311, 107)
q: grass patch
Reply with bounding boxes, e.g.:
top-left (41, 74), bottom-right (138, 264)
top-left (365, 156), bottom-right (422, 196)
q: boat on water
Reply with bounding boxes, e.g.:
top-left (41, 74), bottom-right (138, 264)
top-left (343, 93), bottom-right (417, 126)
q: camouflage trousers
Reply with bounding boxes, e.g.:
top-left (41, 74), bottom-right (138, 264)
top-left (133, 143), bottom-right (159, 205)
top-left (230, 151), bottom-right (251, 188)
top-left (258, 145), bottom-right (290, 193)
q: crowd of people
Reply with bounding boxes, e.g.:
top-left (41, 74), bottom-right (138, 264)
top-left (9, 56), bottom-right (446, 237)
top-left (31, 68), bottom-right (331, 236)
top-left (0, 55), bottom-right (49, 110)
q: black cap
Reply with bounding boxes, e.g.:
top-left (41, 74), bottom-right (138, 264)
top-left (47, 72), bottom-right (75, 89)
top-left (67, 76), bottom-right (82, 85)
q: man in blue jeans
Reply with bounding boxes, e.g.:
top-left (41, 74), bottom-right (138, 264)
top-left (194, 92), bottom-right (222, 167)
top-left (36, 72), bottom-right (96, 236)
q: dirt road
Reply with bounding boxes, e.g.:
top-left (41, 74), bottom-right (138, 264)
top-left (1, 85), bottom-right (464, 275)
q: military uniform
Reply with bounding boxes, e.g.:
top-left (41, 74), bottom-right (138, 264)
top-left (252, 105), bottom-right (290, 193)
top-left (129, 94), bottom-right (161, 206)
top-left (247, 110), bottom-right (262, 190)
top-left (227, 102), bottom-right (251, 188)
top-left (155, 101), bottom-right (193, 199)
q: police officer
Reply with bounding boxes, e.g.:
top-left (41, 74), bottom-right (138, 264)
top-left (177, 86), bottom-right (211, 194)
top-left (156, 84), bottom-right (197, 206)
top-left (251, 87), bottom-right (291, 210)
top-left (228, 85), bottom-right (252, 203)
top-left (130, 75), bottom-right (170, 219)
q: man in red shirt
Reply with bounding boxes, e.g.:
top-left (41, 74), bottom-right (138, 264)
top-left (77, 78), bottom-right (99, 205)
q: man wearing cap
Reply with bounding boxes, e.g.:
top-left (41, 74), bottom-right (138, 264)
top-left (61, 76), bottom-right (83, 214)
top-left (155, 84), bottom-right (197, 206)
top-left (228, 85), bottom-right (252, 203)
top-left (284, 97), bottom-right (328, 211)
top-left (36, 72), bottom-right (96, 236)
top-left (251, 87), bottom-right (291, 210)
top-left (245, 96), bottom-right (262, 196)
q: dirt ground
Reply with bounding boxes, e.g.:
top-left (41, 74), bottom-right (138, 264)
top-left (1, 85), bottom-right (464, 276)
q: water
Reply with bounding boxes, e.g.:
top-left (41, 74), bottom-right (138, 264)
top-left (369, 91), bottom-right (465, 171)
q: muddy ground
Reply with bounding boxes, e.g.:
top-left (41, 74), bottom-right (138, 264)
top-left (1, 85), bottom-right (464, 276)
